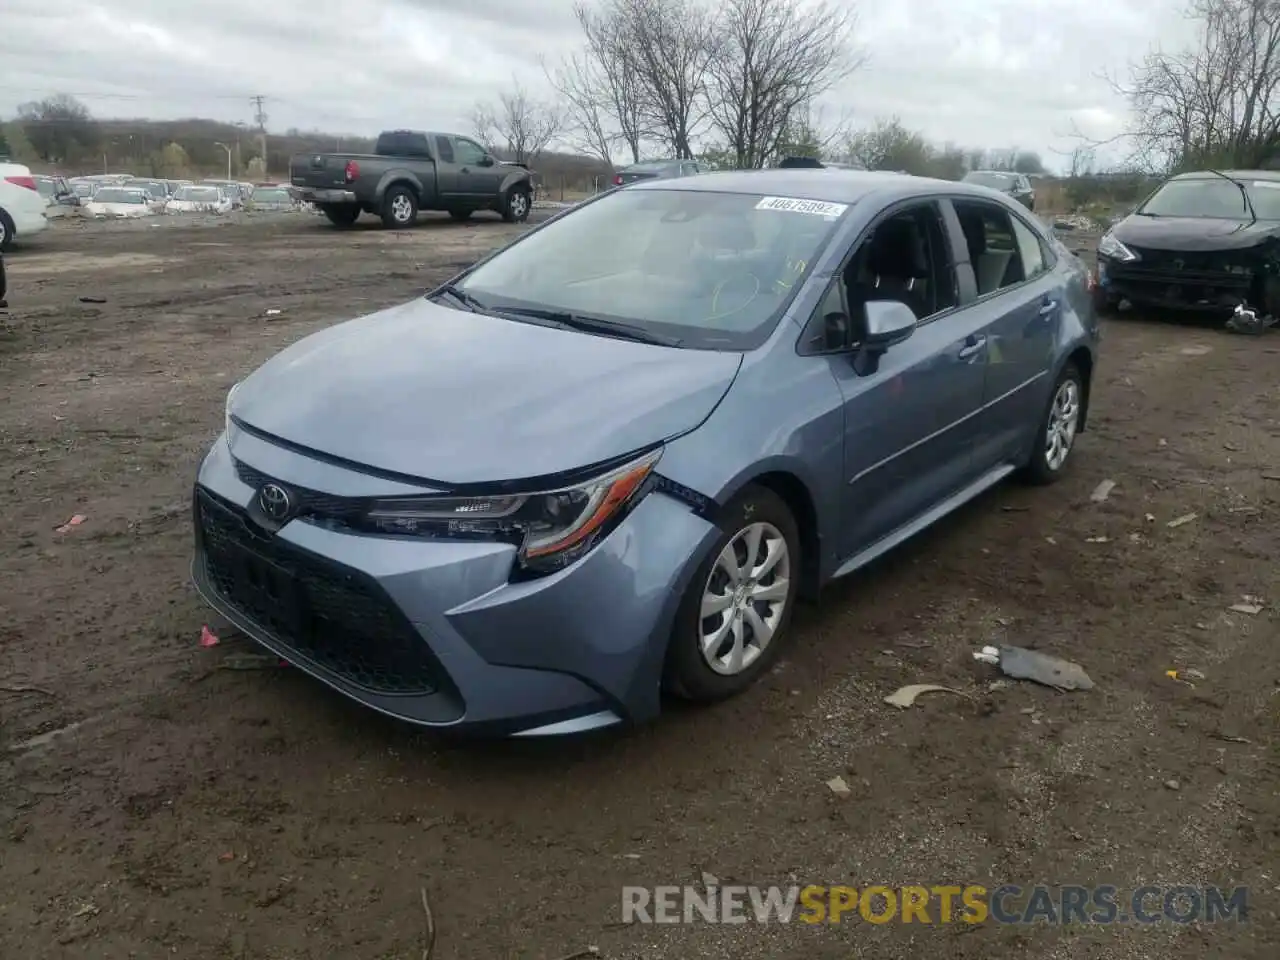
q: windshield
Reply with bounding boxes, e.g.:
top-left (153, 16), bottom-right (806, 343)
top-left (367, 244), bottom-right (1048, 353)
top-left (455, 187), bottom-right (846, 349)
top-left (1139, 177), bottom-right (1280, 219)
top-left (72, 181), bottom-right (94, 196)
top-left (207, 182), bottom-right (239, 196)
top-left (176, 187), bottom-right (221, 201)
top-left (963, 172), bottom-right (1016, 189)
top-left (624, 162), bottom-right (678, 174)
top-left (254, 189), bottom-right (290, 202)
top-left (94, 188), bottom-right (145, 204)
top-left (129, 182), bottom-right (165, 197)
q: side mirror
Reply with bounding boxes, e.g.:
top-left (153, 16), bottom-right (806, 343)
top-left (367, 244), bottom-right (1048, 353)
top-left (863, 300), bottom-right (917, 351)
top-left (478, 155), bottom-right (495, 167)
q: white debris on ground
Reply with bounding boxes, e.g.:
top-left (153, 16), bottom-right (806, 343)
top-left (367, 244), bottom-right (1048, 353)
top-left (1051, 214), bottom-right (1100, 232)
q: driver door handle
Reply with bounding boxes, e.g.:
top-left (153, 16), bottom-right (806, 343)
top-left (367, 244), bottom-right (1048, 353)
top-left (958, 334), bottom-right (986, 360)
top-left (1038, 299), bottom-right (1058, 316)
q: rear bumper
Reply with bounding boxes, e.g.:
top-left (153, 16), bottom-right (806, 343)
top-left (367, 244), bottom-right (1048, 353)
top-left (10, 208), bottom-right (48, 237)
top-left (191, 430), bottom-right (720, 737)
top-left (297, 188), bottom-right (358, 204)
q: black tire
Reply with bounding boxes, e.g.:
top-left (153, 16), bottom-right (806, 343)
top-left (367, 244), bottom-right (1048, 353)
top-left (1022, 362), bottom-right (1085, 485)
top-left (501, 185), bottom-right (532, 223)
top-left (0, 209), bottom-right (15, 252)
top-left (663, 485), bottom-right (801, 702)
top-left (448, 209), bottom-right (473, 221)
top-left (320, 204), bottom-right (360, 228)
top-left (380, 186), bottom-right (418, 229)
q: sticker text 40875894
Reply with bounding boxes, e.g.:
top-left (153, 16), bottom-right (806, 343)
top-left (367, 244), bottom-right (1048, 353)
top-left (755, 196), bottom-right (849, 218)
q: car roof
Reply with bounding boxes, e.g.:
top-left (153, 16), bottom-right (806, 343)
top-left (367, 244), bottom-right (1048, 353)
top-left (628, 168), bottom-right (990, 204)
top-left (1170, 169), bottom-right (1280, 182)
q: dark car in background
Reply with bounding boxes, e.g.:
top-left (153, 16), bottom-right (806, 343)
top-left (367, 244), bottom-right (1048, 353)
top-left (962, 171), bottom-right (1035, 211)
top-left (612, 159), bottom-right (703, 186)
top-left (1093, 169), bottom-right (1280, 318)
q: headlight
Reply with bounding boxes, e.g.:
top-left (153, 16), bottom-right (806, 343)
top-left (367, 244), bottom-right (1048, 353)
top-left (365, 447), bottom-right (663, 574)
top-left (1098, 232), bottom-right (1138, 262)
top-left (224, 380), bottom-right (242, 435)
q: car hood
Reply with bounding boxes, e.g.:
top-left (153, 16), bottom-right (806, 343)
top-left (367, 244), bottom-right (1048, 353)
top-left (1110, 214), bottom-right (1280, 252)
top-left (231, 298), bottom-right (743, 485)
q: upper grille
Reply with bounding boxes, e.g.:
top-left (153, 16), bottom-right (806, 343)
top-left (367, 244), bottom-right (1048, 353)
top-left (196, 488), bottom-right (445, 695)
top-left (234, 459), bottom-right (365, 521)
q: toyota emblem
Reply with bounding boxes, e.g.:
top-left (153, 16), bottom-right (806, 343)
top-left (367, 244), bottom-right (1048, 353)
top-left (257, 483), bottom-right (292, 521)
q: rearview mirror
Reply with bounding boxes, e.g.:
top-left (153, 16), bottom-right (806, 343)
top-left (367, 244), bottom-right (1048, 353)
top-left (863, 300), bottom-right (917, 351)
top-left (478, 155), bottom-right (495, 167)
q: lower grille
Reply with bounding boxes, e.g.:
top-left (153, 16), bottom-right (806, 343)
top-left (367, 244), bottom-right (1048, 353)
top-left (196, 489), bottom-right (443, 695)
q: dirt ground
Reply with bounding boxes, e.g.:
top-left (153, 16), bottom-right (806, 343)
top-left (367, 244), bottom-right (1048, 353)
top-left (1, 209), bottom-right (1277, 960)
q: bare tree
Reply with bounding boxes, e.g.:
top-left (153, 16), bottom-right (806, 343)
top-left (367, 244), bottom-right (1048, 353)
top-left (705, 0), bottom-right (864, 169)
top-left (606, 0), bottom-right (717, 158)
top-left (471, 80), bottom-right (565, 166)
top-left (1102, 0), bottom-right (1280, 171)
top-left (543, 52), bottom-right (616, 166)
top-left (573, 2), bottom-right (647, 162)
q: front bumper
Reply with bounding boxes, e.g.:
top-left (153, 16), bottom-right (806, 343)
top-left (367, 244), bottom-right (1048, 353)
top-left (1097, 253), bottom-right (1252, 312)
top-left (191, 430), bottom-right (720, 736)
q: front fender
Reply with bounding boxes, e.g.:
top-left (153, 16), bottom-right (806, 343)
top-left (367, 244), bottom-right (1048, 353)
top-left (498, 171), bottom-right (532, 194)
top-left (655, 345), bottom-right (847, 584)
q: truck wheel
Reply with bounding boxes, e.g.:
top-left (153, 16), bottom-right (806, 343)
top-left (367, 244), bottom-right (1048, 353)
top-left (320, 204), bottom-right (360, 228)
top-left (502, 187), bottom-right (531, 223)
top-left (448, 209), bottom-right (473, 221)
top-left (381, 186), bottom-right (418, 229)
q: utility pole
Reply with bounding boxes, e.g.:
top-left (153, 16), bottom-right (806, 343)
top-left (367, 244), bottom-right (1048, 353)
top-left (250, 95), bottom-right (268, 177)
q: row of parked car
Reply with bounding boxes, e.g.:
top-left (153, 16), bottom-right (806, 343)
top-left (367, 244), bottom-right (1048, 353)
top-left (42, 173), bottom-right (306, 219)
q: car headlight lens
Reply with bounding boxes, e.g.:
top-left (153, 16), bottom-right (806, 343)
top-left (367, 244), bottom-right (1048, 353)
top-left (1098, 232), bottom-right (1138, 262)
top-left (224, 380), bottom-right (241, 436)
top-left (365, 447), bottom-right (663, 574)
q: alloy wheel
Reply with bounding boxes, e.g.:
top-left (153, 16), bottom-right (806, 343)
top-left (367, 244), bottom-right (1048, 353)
top-left (1045, 378), bottom-right (1081, 471)
top-left (699, 521), bottom-right (791, 675)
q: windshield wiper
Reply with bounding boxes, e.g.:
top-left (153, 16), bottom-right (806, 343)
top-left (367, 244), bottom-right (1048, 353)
top-left (1205, 168), bottom-right (1257, 224)
top-left (432, 284), bottom-right (488, 313)
top-left (495, 306), bottom-right (682, 346)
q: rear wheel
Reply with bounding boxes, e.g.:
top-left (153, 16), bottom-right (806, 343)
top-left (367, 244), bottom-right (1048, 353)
top-left (320, 204), bottom-right (360, 228)
top-left (1022, 362), bottom-right (1084, 485)
top-left (663, 485), bottom-right (801, 702)
top-left (380, 186), bottom-right (418, 229)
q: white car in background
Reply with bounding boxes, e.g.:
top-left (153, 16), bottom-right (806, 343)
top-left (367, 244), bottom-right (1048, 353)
top-left (165, 184), bottom-right (233, 215)
top-left (82, 186), bottom-right (157, 218)
top-left (0, 161), bottom-right (51, 250)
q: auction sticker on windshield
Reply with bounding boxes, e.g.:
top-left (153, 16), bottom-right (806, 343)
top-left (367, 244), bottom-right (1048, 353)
top-left (756, 196), bottom-right (848, 218)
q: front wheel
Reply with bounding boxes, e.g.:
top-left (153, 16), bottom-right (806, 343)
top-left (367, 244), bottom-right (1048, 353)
top-left (1022, 363), bottom-right (1084, 485)
top-left (663, 485), bottom-right (801, 702)
top-left (0, 209), bottom-right (15, 252)
top-left (502, 187), bottom-right (531, 223)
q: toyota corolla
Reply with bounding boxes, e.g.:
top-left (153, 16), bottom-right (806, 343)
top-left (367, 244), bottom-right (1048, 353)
top-left (193, 170), bottom-right (1099, 736)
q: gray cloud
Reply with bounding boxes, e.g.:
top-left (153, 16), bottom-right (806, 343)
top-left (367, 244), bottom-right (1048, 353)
top-left (2, 0), bottom-right (1190, 166)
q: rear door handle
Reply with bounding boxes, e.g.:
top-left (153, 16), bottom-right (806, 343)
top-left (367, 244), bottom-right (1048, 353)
top-left (958, 335), bottom-right (986, 360)
top-left (1038, 299), bottom-right (1058, 316)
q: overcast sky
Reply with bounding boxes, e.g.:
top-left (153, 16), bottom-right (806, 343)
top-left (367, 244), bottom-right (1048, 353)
top-left (2, 0), bottom-right (1195, 169)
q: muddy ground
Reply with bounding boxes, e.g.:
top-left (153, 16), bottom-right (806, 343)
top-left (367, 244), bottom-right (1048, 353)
top-left (0, 210), bottom-right (1277, 960)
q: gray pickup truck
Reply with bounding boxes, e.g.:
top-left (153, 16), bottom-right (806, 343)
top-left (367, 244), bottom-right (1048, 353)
top-left (290, 130), bottom-right (535, 229)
